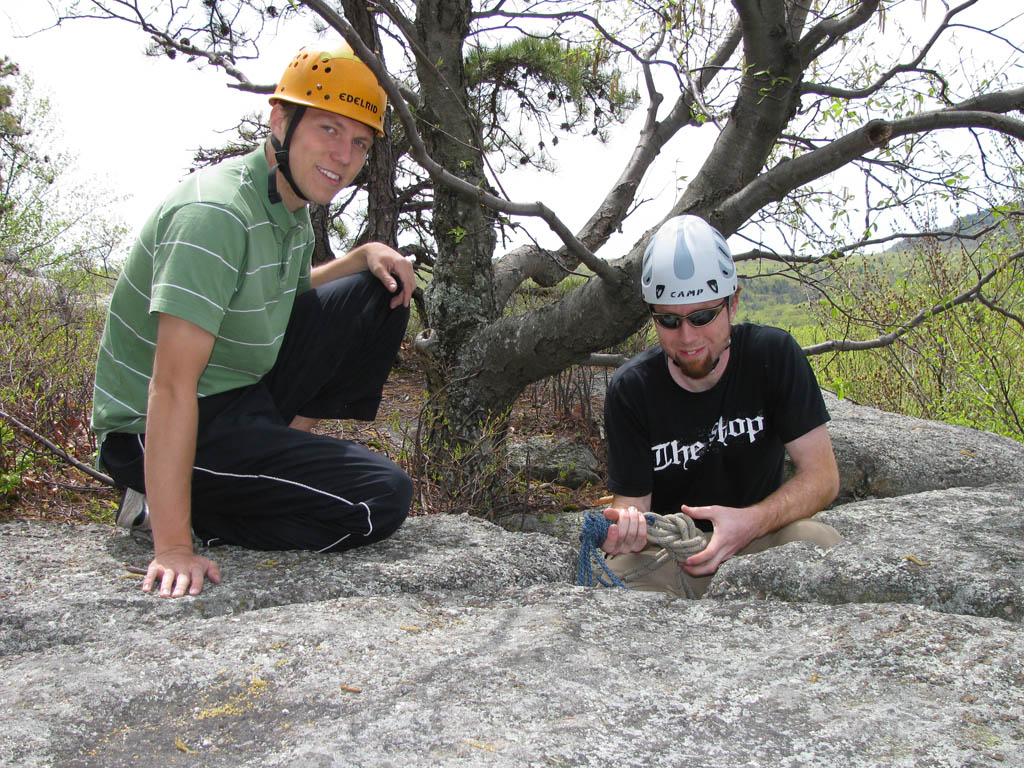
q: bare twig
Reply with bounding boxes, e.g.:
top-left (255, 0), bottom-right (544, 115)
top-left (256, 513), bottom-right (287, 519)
top-left (804, 250), bottom-right (1024, 356)
top-left (0, 409), bottom-right (113, 486)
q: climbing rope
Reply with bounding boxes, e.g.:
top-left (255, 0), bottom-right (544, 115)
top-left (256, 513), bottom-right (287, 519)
top-left (576, 511), bottom-right (707, 597)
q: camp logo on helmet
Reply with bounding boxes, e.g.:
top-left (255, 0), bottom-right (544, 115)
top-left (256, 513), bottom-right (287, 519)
top-left (655, 285), bottom-right (665, 299)
top-left (707, 280), bottom-right (719, 294)
top-left (669, 288), bottom-right (705, 299)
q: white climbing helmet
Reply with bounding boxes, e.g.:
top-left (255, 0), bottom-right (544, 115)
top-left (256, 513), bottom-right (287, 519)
top-left (641, 215), bottom-right (737, 305)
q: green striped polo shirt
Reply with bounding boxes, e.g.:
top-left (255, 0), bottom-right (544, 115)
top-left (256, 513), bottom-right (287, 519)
top-left (91, 146), bottom-right (314, 450)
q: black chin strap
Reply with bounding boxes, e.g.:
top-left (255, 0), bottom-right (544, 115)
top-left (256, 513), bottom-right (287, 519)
top-left (709, 339), bottom-right (732, 373)
top-left (267, 104), bottom-right (309, 205)
top-left (710, 301), bottom-right (735, 373)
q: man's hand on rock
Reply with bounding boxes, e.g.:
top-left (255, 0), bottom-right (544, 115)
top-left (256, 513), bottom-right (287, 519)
top-left (142, 546), bottom-right (222, 598)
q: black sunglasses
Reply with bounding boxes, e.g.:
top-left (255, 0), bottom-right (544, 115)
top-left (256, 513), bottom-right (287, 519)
top-left (650, 299), bottom-right (729, 330)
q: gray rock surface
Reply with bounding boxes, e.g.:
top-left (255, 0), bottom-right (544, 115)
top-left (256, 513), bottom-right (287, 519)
top-left (507, 435), bottom-right (602, 489)
top-left (823, 391), bottom-right (1024, 501)
top-left (710, 483), bottom-right (1024, 623)
top-left (2, 396), bottom-right (1023, 767)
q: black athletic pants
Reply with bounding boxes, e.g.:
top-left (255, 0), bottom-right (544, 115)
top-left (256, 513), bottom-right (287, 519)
top-left (101, 271), bottom-right (412, 552)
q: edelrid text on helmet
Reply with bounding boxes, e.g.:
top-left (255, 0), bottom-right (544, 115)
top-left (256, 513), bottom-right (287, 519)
top-left (641, 215), bottom-right (737, 305)
top-left (271, 42), bottom-right (388, 137)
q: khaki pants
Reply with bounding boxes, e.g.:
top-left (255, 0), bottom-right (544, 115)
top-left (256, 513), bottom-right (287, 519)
top-left (605, 518), bottom-right (841, 599)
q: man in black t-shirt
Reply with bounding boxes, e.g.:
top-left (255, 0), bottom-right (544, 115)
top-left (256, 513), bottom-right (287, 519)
top-left (601, 215), bottom-right (840, 597)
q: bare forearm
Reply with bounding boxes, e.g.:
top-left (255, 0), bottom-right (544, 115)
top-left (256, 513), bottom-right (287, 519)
top-left (611, 494), bottom-right (651, 512)
top-left (310, 244), bottom-right (370, 287)
top-left (747, 424), bottom-right (840, 538)
top-left (681, 425), bottom-right (840, 576)
top-left (309, 243), bottom-right (415, 311)
top-left (747, 465), bottom-right (839, 539)
top-left (144, 388), bottom-right (198, 554)
top-left (140, 313), bottom-right (220, 597)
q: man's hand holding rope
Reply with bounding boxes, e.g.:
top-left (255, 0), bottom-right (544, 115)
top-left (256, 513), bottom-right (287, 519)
top-left (678, 503), bottom-right (758, 577)
top-left (600, 505), bottom-right (648, 555)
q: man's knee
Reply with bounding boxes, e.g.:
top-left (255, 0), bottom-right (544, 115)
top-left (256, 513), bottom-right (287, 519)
top-left (774, 518), bottom-right (841, 549)
top-left (281, 469), bottom-right (410, 553)
top-left (346, 462), bottom-right (411, 546)
top-left (738, 518), bottom-right (841, 557)
top-left (376, 467), bottom-right (413, 536)
top-left (320, 270), bottom-right (404, 316)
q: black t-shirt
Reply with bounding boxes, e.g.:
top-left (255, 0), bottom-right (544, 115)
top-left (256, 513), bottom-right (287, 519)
top-left (604, 323), bottom-right (829, 525)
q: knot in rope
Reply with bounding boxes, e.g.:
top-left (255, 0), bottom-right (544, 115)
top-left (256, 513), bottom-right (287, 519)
top-left (645, 512), bottom-right (706, 562)
top-left (576, 510), bottom-right (707, 590)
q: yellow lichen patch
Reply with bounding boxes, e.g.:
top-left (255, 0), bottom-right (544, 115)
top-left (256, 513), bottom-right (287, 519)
top-left (966, 724), bottom-right (1001, 747)
top-left (195, 677), bottom-right (270, 720)
top-left (174, 737), bottom-right (198, 754)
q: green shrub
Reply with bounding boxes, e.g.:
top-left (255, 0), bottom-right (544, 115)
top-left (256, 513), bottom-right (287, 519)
top-left (811, 216), bottom-right (1024, 441)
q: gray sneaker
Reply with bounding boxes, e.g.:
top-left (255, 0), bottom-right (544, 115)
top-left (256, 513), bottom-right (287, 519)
top-left (115, 488), bottom-right (151, 532)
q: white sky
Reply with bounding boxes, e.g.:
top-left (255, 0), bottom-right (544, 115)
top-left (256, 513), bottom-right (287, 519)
top-left (0, 4), bottom-right (686, 260)
top-left (1, 6), bottom-right (310, 231)
top-left (2, 4), bottom-right (1017, 263)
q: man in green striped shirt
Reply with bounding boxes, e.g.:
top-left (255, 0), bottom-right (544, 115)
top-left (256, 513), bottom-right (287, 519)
top-left (92, 42), bottom-right (415, 598)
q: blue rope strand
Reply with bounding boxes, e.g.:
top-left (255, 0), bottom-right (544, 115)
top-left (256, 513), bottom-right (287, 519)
top-left (576, 511), bottom-right (657, 589)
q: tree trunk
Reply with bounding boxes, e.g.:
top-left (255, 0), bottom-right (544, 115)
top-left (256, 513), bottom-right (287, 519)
top-left (409, 0), bottom-right (518, 511)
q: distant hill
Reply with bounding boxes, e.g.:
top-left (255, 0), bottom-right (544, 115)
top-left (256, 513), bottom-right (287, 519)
top-left (733, 205), bottom-right (1022, 341)
top-left (882, 206), bottom-right (1021, 256)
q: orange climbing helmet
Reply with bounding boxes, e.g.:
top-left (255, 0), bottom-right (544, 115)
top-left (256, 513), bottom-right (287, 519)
top-left (271, 42), bottom-right (387, 137)
top-left (266, 41), bottom-right (388, 204)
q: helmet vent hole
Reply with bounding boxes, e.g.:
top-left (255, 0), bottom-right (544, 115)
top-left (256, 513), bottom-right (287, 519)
top-left (311, 64), bottom-right (319, 71)
top-left (324, 67), bottom-right (332, 73)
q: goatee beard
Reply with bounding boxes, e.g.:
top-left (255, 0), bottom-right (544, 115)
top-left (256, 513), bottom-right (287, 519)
top-left (669, 351), bottom-right (715, 380)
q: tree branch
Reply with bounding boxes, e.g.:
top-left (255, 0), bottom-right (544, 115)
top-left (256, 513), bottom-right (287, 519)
top-left (493, 15), bottom-right (742, 305)
top-left (716, 102), bottom-right (1024, 233)
top-left (299, 0), bottom-right (622, 287)
top-left (735, 212), bottom-right (1024, 264)
top-left (587, 352), bottom-right (629, 368)
top-left (52, 0), bottom-right (265, 90)
top-left (802, 0), bottom-right (976, 99)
